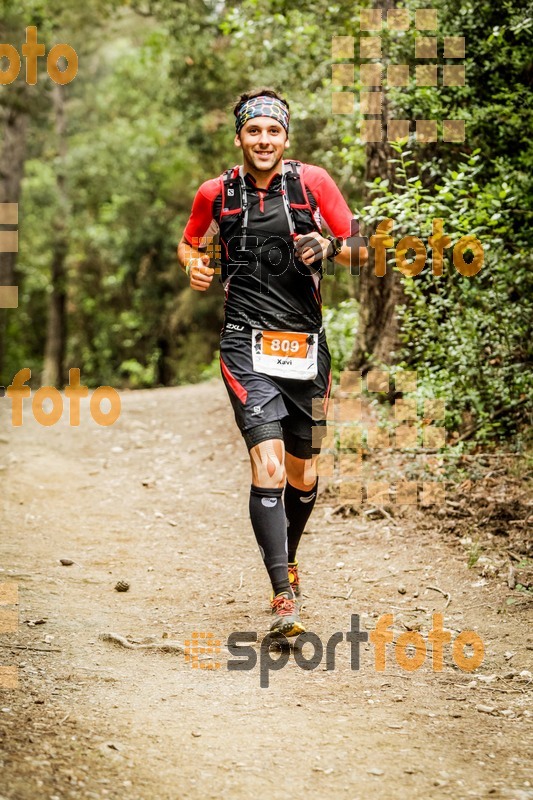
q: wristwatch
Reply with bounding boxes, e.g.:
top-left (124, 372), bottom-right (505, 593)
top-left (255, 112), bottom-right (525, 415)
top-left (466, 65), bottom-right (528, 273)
top-left (326, 236), bottom-right (344, 259)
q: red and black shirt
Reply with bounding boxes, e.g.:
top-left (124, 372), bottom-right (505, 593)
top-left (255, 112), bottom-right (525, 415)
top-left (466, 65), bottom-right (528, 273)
top-left (183, 161), bottom-right (354, 333)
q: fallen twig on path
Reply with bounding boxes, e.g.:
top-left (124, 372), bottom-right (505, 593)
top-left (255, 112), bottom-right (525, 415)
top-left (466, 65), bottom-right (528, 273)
top-left (476, 684), bottom-right (527, 695)
top-left (331, 588), bottom-right (353, 601)
top-left (426, 585), bottom-right (452, 608)
top-left (99, 632), bottom-right (186, 653)
top-left (99, 632), bottom-right (229, 658)
top-left (0, 643), bottom-right (61, 653)
top-left (363, 506), bottom-right (398, 526)
top-left (508, 564), bottom-right (517, 590)
top-left (446, 499), bottom-right (476, 517)
top-left (328, 504), bottom-right (352, 518)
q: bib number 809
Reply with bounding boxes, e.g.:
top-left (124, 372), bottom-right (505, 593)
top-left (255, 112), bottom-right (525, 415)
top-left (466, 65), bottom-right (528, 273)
top-left (270, 338), bottom-right (300, 353)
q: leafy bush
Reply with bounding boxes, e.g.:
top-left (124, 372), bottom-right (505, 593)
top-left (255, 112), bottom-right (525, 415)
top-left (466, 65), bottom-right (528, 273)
top-left (322, 299), bottom-right (359, 382)
top-left (200, 349), bottom-right (221, 382)
top-left (361, 143), bottom-right (532, 443)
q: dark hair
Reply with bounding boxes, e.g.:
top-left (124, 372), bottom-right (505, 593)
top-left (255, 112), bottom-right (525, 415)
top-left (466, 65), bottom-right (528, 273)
top-left (232, 87), bottom-right (290, 118)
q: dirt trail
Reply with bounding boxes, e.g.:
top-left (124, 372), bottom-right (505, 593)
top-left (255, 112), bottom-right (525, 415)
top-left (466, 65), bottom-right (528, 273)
top-left (0, 380), bottom-right (531, 800)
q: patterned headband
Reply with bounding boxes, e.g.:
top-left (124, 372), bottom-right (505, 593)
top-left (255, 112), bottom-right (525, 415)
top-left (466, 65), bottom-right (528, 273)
top-left (235, 95), bottom-right (290, 135)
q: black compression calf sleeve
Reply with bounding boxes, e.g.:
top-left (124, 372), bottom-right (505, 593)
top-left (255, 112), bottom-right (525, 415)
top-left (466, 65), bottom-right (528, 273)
top-left (285, 478), bottom-right (319, 563)
top-left (249, 484), bottom-right (291, 596)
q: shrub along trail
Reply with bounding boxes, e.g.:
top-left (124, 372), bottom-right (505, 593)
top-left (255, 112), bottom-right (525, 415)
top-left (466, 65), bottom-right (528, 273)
top-left (0, 380), bottom-right (531, 800)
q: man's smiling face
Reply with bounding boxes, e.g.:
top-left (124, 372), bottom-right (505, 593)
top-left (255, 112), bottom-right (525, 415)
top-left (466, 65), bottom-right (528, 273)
top-left (235, 116), bottom-right (290, 173)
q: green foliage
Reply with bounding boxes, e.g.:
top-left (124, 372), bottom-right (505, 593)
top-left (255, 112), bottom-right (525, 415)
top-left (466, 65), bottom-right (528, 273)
top-left (118, 356), bottom-right (157, 388)
top-left (322, 299), bottom-right (359, 382)
top-left (199, 348), bottom-right (221, 382)
top-left (467, 540), bottom-right (483, 569)
top-left (2, 0), bottom-right (530, 457)
top-left (362, 142), bottom-right (532, 442)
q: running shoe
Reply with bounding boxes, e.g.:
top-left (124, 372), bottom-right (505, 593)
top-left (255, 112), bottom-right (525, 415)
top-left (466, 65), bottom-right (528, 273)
top-left (288, 560), bottom-right (300, 598)
top-left (269, 591), bottom-right (305, 637)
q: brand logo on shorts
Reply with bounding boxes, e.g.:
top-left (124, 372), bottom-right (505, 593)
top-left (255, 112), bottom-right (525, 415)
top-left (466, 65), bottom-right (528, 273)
top-left (261, 497), bottom-right (278, 508)
top-left (251, 405), bottom-right (263, 416)
top-left (226, 323), bottom-right (244, 331)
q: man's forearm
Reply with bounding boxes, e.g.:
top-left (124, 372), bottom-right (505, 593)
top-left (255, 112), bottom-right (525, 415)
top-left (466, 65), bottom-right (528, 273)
top-left (334, 243), bottom-right (368, 269)
top-left (177, 238), bottom-right (202, 273)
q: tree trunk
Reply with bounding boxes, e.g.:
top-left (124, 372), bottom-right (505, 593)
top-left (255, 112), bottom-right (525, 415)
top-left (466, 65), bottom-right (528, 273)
top-left (42, 82), bottom-right (69, 387)
top-left (0, 105), bottom-right (28, 382)
top-left (347, 0), bottom-right (406, 374)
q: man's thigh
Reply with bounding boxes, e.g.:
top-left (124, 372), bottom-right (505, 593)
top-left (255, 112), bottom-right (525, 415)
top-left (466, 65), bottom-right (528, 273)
top-left (278, 336), bottom-right (332, 458)
top-left (219, 334), bottom-right (288, 433)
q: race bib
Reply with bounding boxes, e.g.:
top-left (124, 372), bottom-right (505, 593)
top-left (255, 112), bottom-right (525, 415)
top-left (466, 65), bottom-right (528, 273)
top-left (251, 329), bottom-right (318, 380)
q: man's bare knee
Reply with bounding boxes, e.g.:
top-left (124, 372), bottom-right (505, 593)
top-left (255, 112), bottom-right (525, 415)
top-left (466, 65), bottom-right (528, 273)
top-left (249, 438), bottom-right (286, 488)
top-left (285, 453), bottom-right (318, 491)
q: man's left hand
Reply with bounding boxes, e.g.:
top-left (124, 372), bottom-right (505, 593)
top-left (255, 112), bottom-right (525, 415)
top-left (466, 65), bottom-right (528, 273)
top-left (294, 233), bottom-right (332, 265)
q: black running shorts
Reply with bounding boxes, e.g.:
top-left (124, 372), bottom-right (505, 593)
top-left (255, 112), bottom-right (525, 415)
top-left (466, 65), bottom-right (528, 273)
top-left (219, 330), bottom-right (332, 459)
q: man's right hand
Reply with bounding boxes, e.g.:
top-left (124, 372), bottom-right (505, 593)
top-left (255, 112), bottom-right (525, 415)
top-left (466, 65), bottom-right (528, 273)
top-left (188, 255), bottom-right (214, 291)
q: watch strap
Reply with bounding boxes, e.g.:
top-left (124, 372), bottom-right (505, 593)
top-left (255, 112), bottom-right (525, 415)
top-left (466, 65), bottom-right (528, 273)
top-left (327, 236), bottom-right (343, 259)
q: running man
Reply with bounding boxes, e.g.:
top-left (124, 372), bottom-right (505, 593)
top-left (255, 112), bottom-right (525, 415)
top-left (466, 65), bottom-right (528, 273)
top-left (177, 88), bottom-right (367, 637)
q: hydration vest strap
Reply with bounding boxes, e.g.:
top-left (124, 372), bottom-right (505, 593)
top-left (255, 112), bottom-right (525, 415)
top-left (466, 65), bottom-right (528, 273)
top-left (283, 160), bottom-right (314, 213)
top-left (218, 160), bottom-right (319, 237)
top-left (220, 166), bottom-right (242, 217)
top-left (238, 165), bottom-right (250, 250)
top-left (280, 171), bottom-right (295, 236)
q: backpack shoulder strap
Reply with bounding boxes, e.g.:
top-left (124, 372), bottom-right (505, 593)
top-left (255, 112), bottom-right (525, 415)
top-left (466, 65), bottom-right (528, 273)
top-left (282, 160), bottom-right (321, 234)
top-left (219, 166), bottom-right (242, 218)
top-left (283, 160), bottom-right (313, 212)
